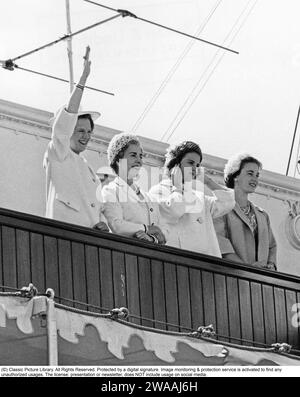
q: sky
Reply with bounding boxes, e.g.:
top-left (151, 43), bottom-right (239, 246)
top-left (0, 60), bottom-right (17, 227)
top-left (1, 0), bottom-right (300, 176)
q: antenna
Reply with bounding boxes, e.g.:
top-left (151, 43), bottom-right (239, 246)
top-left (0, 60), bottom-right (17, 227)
top-left (65, 0), bottom-right (74, 93)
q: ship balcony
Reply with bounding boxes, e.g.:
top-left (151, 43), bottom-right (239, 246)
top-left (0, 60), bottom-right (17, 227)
top-left (0, 207), bottom-right (299, 353)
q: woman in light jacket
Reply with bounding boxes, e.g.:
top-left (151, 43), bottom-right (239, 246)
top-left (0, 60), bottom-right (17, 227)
top-left (149, 141), bottom-right (235, 256)
top-left (101, 132), bottom-right (167, 244)
top-left (214, 153), bottom-right (277, 270)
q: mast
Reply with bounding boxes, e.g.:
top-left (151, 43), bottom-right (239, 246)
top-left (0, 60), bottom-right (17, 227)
top-left (293, 109), bottom-right (300, 177)
top-left (65, 0), bottom-right (74, 93)
top-left (286, 104), bottom-right (300, 177)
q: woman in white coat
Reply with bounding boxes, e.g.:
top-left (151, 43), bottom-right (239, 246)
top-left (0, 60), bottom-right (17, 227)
top-left (44, 46), bottom-right (108, 231)
top-left (149, 141), bottom-right (235, 256)
top-left (101, 132), bottom-right (167, 244)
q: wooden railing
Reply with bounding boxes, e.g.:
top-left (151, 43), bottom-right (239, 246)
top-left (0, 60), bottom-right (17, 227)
top-left (0, 207), bottom-right (299, 351)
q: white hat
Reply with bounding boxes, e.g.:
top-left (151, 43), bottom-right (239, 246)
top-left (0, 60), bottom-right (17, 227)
top-left (224, 152), bottom-right (253, 180)
top-left (49, 107), bottom-right (100, 126)
top-left (77, 110), bottom-right (100, 121)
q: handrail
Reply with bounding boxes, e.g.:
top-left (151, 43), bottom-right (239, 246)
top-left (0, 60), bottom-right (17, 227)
top-left (0, 206), bottom-right (299, 350)
top-left (0, 207), bottom-right (300, 287)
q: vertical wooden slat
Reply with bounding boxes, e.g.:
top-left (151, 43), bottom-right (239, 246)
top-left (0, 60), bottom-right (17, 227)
top-left (125, 254), bottom-right (141, 325)
top-left (239, 279), bottom-right (253, 345)
top-left (226, 277), bottom-right (241, 344)
top-left (58, 239), bottom-right (73, 303)
top-left (85, 245), bottom-right (101, 310)
top-left (99, 248), bottom-right (114, 310)
top-left (2, 226), bottom-right (17, 288)
top-left (214, 274), bottom-right (229, 342)
top-left (112, 251), bottom-right (127, 308)
top-left (138, 257), bottom-right (154, 328)
top-left (2, 210), bottom-right (300, 354)
top-left (177, 265), bottom-right (192, 331)
top-left (0, 226), bottom-right (2, 289)
top-left (71, 242), bottom-right (86, 310)
top-left (189, 268), bottom-right (204, 330)
top-left (202, 271), bottom-right (216, 329)
top-left (44, 236), bottom-right (59, 294)
top-left (16, 230), bottom-right (31, 288)
top-left (297, 292), bottom-right (300, 349)
top-left (274, 287), bottom-right (288, 344)
top-left (285, 290), bottom-right (299, 348)
top-left (30, 233), bottom-right (45, 292)
top-left (164, 262), bottom-right (179, 332)
top-left (250, 282), bottom-right (265, 345)
top-left (262, 285), bottom-right (276, 345)
top-left (151, 259), bottom-right (166, 330)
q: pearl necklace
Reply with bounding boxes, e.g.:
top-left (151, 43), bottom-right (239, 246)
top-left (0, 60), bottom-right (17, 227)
top-left (239, 202), bottom-right (257, 231)
top-left (239, 202), bottom-right (251, 216)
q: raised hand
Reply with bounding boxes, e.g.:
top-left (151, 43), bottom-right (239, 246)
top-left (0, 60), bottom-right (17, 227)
top-left (82, 46), bottom-right (91, 80)
top-left (193, 166), bottom-right (204, 191)
top-left (203, 168), bottom-right (228, 191)
top-left (67, 46), bottom-right (92, 113)
top-left (171, 165), bottom-right (183, 191)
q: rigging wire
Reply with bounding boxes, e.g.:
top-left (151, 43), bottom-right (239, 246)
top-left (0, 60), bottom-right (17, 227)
top-left (286, 103), bottom-right (300, 176)
top-left (0, 14), bottom-right (121, 95)
top-left (83, 0), bottom-right (116, 13)
top-left (1, 2), bottom-right (238, 97)
top-left (131, 0), bottom-right (223, 133)
top-left (11, 14), bottom-right (122, 63)
top-left (293, 128), bottom-right (300, 178)
top-left (65, 0), bottom-right (75, 93)
top-left (83, 0), bottom-right (239, 55)
top-left (14, 65), bottom-right (114, 96)
top-left (162, 0), bottom-right (256, 142)
top-left (162, 0), bottom-right (257, 143)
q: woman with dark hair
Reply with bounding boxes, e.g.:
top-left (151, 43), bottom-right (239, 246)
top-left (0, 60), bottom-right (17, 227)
top-left (101, 132), bottom-right (167, 244)
top-left (214, 152), bottom-right (277, 270)
top-left (149, 141), bottom-right (235, 256)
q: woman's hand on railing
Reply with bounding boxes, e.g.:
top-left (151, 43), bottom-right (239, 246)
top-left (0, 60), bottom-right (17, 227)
top-left (252, 260), bottom-right (270, 269)
top-left (93, 221), bottom-right (110, 232)
top-left (135, 230), bottom-right (154, 242)
top-left (147, 225), bottom-right (166, 244)
top-left (252, 260), bottom-right (277, 271)
top-left (266, 262), bottom-right (277, 271)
